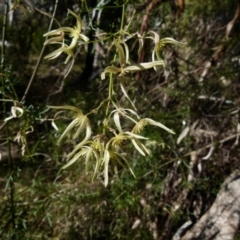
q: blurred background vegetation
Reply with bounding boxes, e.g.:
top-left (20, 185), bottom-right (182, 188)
top-left (0, 0), bottom-right (240, 239)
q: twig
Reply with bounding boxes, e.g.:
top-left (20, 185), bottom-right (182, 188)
top-left (20, 0), bottom-right (59, 104)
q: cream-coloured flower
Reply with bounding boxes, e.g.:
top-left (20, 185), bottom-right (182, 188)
top-left (101, 39), bottom-right (165, 109)
top-left (44, 42), bottom-right (74, 64)
top-left (131, 118), bottom-right (175, 156)
top-left (48, 105), bottom-right (91, 145)
top-left (62, 138), bottom-right (105, 183)
top-left (43, 9), bottom-right (89, 47)
top-left (149, 31), bottom-right (184, 69)
top-left (109, 107), bottom-right (140, 133)
top-left (43, 9), bottom-right (89, 77)
top-left (132, 118), bottom-right (175, 135)
top-left (101, 39), bottom-right (165, 80)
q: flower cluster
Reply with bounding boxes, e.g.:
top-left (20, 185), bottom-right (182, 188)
top-left (44, 9), bottom-right (183, 187)
top-left (50, 105), bottom-right (174, 187)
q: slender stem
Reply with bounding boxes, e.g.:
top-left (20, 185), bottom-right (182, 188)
top-left (119, 2), bottom-right (126, 34)
top-left (21, 0), bottom-right (59, 104)
top-left (105, 2), bottom-right (126, 118)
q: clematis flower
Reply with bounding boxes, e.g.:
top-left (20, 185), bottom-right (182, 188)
top-left (101, 39), bottom-right (165, 80)
top-left (101, 39), bottom-right (165, 109)
top-left (43, 9), bottom-right (89, 47)
top-left (102, 131), bottom-right (147, 186)
top-left (109, 107), bottom-right (140, 133)
top-left (149, 31), bottom-right (184, 69)
top-left (44, 42), bottom-right (74, 63)
top-left (132, 118), bottom-right (175, 135)
top-left (62, 137), bottom-right (106, 182)
top-left (47, 105), bottom-right (92, 145)
top-left (43, 9), bottom-right (89, 77)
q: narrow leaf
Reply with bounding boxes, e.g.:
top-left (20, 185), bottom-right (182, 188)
top-left (67, 9), bottom-right (82, 32)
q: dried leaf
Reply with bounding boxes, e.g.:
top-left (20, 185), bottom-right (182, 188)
top-left (177, 126), bottom-right (190, 144)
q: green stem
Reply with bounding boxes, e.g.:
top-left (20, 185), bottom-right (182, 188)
top-left (105, 2), bottom-right (126, 118)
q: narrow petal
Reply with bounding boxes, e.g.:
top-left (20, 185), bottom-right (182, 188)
top-left (85, 147), bottom-right (93, 171)
top-left (124, 108), bottom-right (140, 120)
top-left (47, 105), bottom-right (83, 115)
top-left (67, 9), bottom-right (82, 33)
top-left (92, 150), bottom-right (101, 180)
top-left (149, 31), bottom-right (160, 45)
top-left (101, 66), bottom-right (122, 80)
top-left (123, 61), bottom-right (165, 73)
top-left (131, 138), bottom-right (149, 156)
top-left (67, 140), bottom-right (93, 160)
top-left (73, 115), bottom-right (87, 139)
top-left (64, 50), bottom-right (74, 64)
top-left (160, 37), bottom-right (184, 46)
top-left (83, 123), bottom-right (92, 143)
top-left (67, 36), bottom-right (79, 50)
top-left (125, 131), bottom-right (148, 140)
top-left (144, 118), bottom-right (175, 134)
top-left (79, 34), bottom-right (89, 43)
top-left (58, 118), bottom-right (79, 143)
top-left (43, 27), bottom-right (74, 37)
top-left (114, 40), bottom-right (126, 67)
top-left (113, 111), bottom-right (123, 133)
top-left (122, 41), bottom-right (130, 65)
top-left (62, 147), bottom-right (89, 169)
top-left (44, 47), bottom-right (63, 60)
top-left (44, 32), bottom-right (64, 45)
top-left (103, 150), bottom-right (110, 187)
